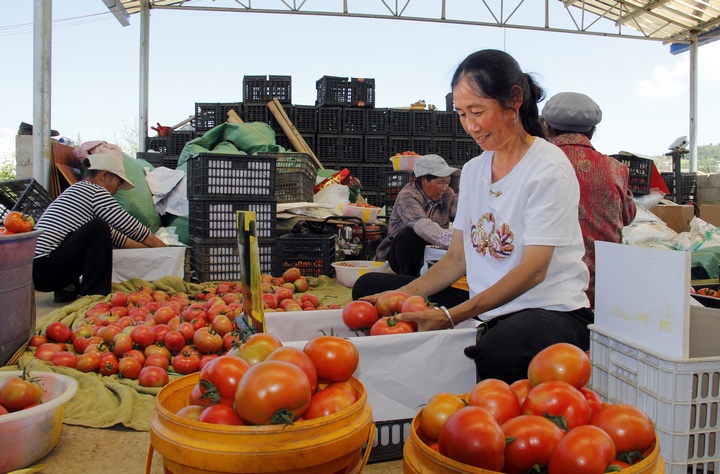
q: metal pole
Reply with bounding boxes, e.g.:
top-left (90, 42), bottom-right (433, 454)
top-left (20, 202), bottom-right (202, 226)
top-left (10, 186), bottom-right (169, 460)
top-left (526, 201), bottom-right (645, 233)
top-left (138, 0), bottom-right (150, 152)
top-left (32, 0), bottom-right (52, 189)
top-left (689, 37), bottom-right (698, 173)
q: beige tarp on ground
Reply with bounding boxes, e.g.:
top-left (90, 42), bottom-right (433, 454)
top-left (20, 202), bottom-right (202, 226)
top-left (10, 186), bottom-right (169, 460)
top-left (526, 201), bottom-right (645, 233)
top-left (0, 275), bottom-right (352, 431)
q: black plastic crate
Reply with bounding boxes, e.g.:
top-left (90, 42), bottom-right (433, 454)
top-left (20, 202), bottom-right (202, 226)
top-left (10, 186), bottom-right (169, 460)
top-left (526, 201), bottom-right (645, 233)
top-left (168, 130), bottom-right (195, 156)
top-left (356, 164), bottom-right (385, 192)
top-left (454, 137), bottom-right (482, 164)
top-left (293, 106), bottom-right (317, 133)
top-left (343, 108), bottom-right (366, 133)
top-left (367, 418), bottom-right (413, 464)
top-left (243, 75), bottom-right (292, 104)
top-left (146, 136), bottom-right (168, 155)
top-left (342, 134), bottom-right (364, 163)
top-left (302, 134), bottom-right (317, 155)
top-left (162, 156), bottom-right (180, 170)
top-left (137, 151), bottom-right (164, 168)
top-left (190, 237), bottom-right (276, 282)
top-left (318, 107), bottom-right (343, 133)
top-left (385, 171), bottom-right (414, 204)
top-left (274, 133), bottom-right (293, 151)
top-left (434, 137), bottom-right (454, 162)
top-left (610, 154), bottom-right (653, 196)
top-left (412, 110), bottom-right (435, 135)
top-left (316, 135), bottom-right (342, 162)
top-left (454, 114), bottom-right (465, 137)
top-left (445, 92), bottom-right (454, 111)
top-left (316, 76), bottom-right (375, 107)
top-left (194, 102), bottom-right (241, 131)
top-left (186, 153), bottom-right (277, 199)
top-left (434, 111), bottom-right (456, 136)
top-left (364, 135), bottom-right (388, 163)
top-left (188, 199), bottom-right (277, 240)
top-left (411, 137), bottom-right (434, 156)
top-left (276, 233), bottom-right (337, 277)
top-left (389, 109), bottom-right (412, 135)
top-left (661, 171), bottom-right (697, 198)
top-left (243, 104), bottom-right (269, 125)
top-left (266, 152), bottom-right (319, 204)
top-left (366, 108), bottom-right (389, 134)
top-left (361, 191), bottom-right (384, 208)
top-left (0, 178), bottom-right (53, 223)
top-left (388, 136), bottom-right (412, 156)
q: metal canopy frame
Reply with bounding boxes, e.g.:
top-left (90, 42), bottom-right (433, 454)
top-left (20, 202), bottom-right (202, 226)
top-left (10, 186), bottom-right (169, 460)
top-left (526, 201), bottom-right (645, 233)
top-left (31, 0), bottom-right (720, 186)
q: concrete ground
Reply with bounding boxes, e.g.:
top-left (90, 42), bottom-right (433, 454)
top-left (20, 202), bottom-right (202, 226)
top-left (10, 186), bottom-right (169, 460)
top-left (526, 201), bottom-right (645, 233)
top-left (28, 290), bottom-right (404, 473)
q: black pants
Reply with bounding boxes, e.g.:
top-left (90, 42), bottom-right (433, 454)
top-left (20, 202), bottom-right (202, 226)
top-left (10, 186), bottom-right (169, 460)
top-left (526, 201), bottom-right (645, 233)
top-left (352, 272), bottom-right (469, 309)
top-left (33, 218), bottom-right (113, 297)
top-left (386, 226), bottom-right (432, 277)
top-left (464, 307), bottom-right (594, 384)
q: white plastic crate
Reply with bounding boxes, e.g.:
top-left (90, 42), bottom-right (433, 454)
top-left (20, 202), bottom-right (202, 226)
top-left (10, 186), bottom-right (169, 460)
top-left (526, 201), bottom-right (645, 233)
top-left (589, 324), bottom-right (720, 474)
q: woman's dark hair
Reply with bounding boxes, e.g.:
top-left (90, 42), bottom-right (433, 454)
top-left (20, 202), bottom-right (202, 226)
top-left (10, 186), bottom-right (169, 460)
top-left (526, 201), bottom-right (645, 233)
top-left (451, 49), bottom-right (546, 138)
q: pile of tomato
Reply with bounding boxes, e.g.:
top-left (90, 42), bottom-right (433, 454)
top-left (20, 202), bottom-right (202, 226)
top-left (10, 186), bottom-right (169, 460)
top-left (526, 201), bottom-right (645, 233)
top-left (28, 267), bottom-right (342, 387)
top-left (175, 333), bottom-right (361, 426)
top-left (0, 369), bottom-right (43, 415)
top-left (341, 291), bottom-right (429, 335)
top-left (0, 211), bottom-right (35, 235)
top-left (417, 343), bottom-right (657, 473)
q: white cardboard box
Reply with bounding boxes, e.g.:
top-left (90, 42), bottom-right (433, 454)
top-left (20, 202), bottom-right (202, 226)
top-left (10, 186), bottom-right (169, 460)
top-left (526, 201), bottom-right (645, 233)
top-left (263, 310), bottom-right (479, 421)
top-left (594, 242), bottom-right (720, 359)
top-left (112, 246), bottom-right (186, 283)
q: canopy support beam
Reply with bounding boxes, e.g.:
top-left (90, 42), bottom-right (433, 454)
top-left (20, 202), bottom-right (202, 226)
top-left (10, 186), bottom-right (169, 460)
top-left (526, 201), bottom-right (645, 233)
top-left (138, 0), bottom-right (150, 152)
top-left (32, 0), bottom-right (52, 191)
top-left (689, 35), bottom-right (698, 172)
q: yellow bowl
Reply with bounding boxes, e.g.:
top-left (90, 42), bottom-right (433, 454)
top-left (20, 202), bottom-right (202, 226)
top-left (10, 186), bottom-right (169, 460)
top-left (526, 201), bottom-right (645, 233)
top-left (332, 260), bottom-right (390, 288)
top-left (389, 155), bottom-right (420, 172)
top-left (340, 203), bottom-right (381, 224)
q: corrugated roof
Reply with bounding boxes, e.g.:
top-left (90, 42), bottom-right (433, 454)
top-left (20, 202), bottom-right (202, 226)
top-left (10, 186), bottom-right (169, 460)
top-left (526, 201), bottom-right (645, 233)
top-left (115, 0), bottom-right (720, 44)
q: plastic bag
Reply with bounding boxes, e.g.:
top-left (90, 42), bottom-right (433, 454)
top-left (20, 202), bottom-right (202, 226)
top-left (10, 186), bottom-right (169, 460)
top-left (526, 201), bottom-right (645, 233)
top-left (155, 226), bottom-right (184, 246)
top-left (314, 183), bottom-right (350, 215)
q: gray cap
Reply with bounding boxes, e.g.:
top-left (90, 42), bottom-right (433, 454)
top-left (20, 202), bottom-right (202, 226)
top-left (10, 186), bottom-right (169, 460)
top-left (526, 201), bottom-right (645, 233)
top-left (413, 154), bottom-right (459, 178)
top-left (542, 92), bottom-right (602, 133)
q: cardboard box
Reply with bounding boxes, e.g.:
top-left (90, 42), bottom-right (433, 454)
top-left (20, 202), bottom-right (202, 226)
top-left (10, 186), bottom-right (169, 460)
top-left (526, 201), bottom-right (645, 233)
top-left (263, 309), bottom-right (479, 421)
top-left (699, 204), bottom-right (720, 227)
top-left (594, 242), bottom-right (720, 359)
top-left (650, 204), bottom-right (695, 233)
top-left (111, 246), bottom-right (187, 283)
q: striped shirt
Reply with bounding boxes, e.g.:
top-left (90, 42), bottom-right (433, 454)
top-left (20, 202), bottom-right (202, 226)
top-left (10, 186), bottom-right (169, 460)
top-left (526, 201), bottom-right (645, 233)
top-left (34, 180), bottom-right (151, 258)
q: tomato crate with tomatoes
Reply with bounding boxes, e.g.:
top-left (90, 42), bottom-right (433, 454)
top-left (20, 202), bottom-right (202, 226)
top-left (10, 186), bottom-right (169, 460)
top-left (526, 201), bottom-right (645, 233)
top-left (588, 324), bottom-right (720, 474)
top-left (0, 178), bottom-right (53, 224)
top-left (275, 233), bottom-right (336, 277)
top-left (262, 308), bottom-right (479, 463)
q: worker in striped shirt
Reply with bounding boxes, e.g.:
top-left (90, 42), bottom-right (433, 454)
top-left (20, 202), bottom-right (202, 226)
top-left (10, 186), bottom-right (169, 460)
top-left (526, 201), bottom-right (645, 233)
top-left (33, 153), bottom-right (167, 302)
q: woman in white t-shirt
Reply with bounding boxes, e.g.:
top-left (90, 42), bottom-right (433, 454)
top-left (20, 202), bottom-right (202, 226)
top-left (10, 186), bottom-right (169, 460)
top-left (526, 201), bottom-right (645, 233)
top-left (354, 49), bottom-right (592, 383)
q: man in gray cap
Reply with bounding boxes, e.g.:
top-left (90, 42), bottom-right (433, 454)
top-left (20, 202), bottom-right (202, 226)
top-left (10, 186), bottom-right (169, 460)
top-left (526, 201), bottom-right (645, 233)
top-left (542, 92), bottom-right (636, 308)
top-left (375, 154), bottom-right (459, 276)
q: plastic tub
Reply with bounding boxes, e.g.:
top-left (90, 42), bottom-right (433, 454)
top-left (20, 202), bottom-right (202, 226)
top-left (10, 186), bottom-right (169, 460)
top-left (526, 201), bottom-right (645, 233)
top-left (0, 370), bottom-right (78, 473)
top-left (389, 154), bottom-right (420, 171)
top-left (340, 203), bottom-right (381, 224)
top-left (332, 260), bottom-right (390, 288)
top-left (0, 229), bottom-right (43, 366)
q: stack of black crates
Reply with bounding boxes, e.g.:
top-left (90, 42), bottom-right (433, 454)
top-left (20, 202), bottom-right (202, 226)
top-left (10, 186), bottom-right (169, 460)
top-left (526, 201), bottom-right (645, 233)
top-left (185, 152), bottom-right (279, 282)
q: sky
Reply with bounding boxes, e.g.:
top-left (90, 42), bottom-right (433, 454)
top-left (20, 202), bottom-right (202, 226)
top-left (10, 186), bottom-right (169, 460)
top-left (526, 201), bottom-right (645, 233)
top-left (1, 1), bottom-right (719, 164)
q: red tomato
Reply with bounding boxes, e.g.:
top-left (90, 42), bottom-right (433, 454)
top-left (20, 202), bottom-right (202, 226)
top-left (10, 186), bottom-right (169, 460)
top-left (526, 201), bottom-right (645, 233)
top-left (548, 425), bottom-right (617, 474)
top-left (3, 211), bottom-right (35, 233)
top-left (590, 403), bottom-right (656, 455)
top-left (199, 354), bottom-right (251, 405)
top-left (265, 346), bottom-right (318, 393)
top-left (130, 325), bottom-right (155, 348)
top-left (118, 356), bottom-right (143, 379)
top-left (509, 378), bottom-right (533, 406)
top-left (467, 378), bottom-right (521, 425)
top-left (76, 353), bottom-right (100, 373)
top-left (45, 321), bottom-right (72, 343)
top-left (438, 406), bottom-right (505, 471)
top-left (163, 330), bottom-right (186, 353)
top-left (144, 344), bottom-right (171, 361)
top-left (580, 387), bottom-right (604, 416)
top-left (341, 300), bottom-right (379, 330)
top-left (29, 333), bottom-right (49, 347)
top-left (233, 333), bottom-right (283, 366)
top-left (324, 381), bottom-right (359, 403)
top-left (98, 354), bottom-right (120, 376)
top-left (211, 314), bottom-right (234, 337)
top-left (303, 385), bottom-right (357, 420)
top-left (234, 360), bottom-right (312, 425)
top-left (198, 404), bottom-right (245, 425)
top-left (50, 350), bottom-right (77, 369)
top-left (303, 335), bottom-right (359, 383)
top-left (522, 380), bottom-right (592, 430)
top-left (420, 392), bottom-right (467, 442)
top-left (171, 351), bottom-right (201, 375)
top-left (112, 332), bottom-right (133, 356)
top-left (137, 366), bottom-right (169, 387)
top-left (0, 372), bottom-right (43, 411)
top-left (144, 353), bottom-right (170, 371)
top-left (502, 415), bottom-right (566, 474)
top-left (370, 316), bottom-right (416, 336)
top-left (33, 342), bottom-right (62, 362)
top-left (400, 295), bottom-right (431, 313)
top-left (527, 342), bottom-right (592, 389)
top-left (193, 327), bottom-right (224, 355)
top-left (375, 291), bottom-right (410, 316)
